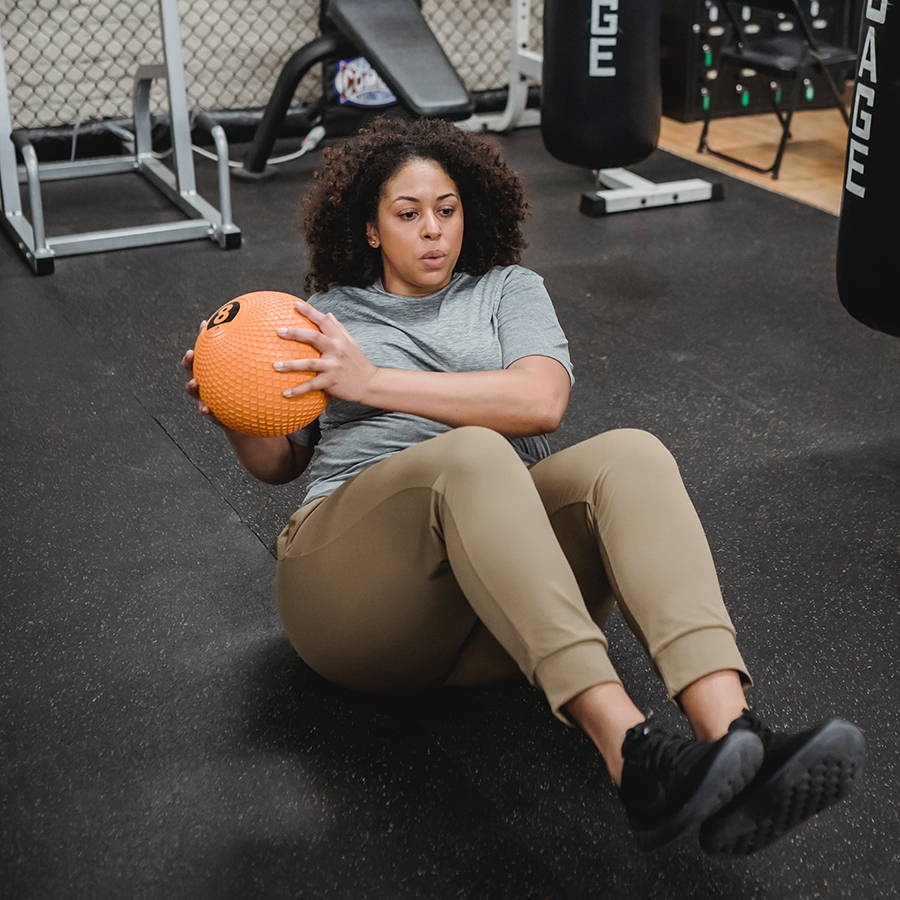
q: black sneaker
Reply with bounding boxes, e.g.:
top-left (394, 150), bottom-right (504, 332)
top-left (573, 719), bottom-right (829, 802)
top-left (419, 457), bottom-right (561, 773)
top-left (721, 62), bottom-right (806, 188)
top-left (699, 709), bottom-right (866, 856)
top-left (618, 719), bottom-right (764, 850)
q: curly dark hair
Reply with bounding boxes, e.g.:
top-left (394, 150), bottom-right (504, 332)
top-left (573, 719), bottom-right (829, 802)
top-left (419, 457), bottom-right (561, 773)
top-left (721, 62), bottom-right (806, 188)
top-left (300, 115), bottom-right (529, 294)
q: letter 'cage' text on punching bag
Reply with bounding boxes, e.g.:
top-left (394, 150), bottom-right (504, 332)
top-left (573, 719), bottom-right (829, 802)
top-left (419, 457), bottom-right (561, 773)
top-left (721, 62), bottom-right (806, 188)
top-left (837, 0), bottom-right (899, 337)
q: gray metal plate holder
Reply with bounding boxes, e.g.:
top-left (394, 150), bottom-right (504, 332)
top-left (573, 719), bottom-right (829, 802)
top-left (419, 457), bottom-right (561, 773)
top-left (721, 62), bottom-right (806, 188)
top-left (0, 0), bottom-right (240, 275)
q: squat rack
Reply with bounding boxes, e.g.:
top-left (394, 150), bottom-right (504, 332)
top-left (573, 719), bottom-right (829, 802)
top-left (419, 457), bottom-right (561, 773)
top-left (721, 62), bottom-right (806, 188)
top-left (0, 0), bottom-right (239, 275)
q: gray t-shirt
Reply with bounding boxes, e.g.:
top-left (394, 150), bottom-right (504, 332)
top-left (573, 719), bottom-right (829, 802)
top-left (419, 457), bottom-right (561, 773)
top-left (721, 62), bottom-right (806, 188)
top-left (288, 264), bottom-right (575, 505)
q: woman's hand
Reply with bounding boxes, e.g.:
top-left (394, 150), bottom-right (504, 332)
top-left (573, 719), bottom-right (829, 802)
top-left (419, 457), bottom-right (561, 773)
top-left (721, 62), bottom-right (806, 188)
top-left (274, 299), bottom-right (379, 404)
top-left (181, 318), bottom-right (308, 484)
top-left (181, 320), bottom-right (226, 428)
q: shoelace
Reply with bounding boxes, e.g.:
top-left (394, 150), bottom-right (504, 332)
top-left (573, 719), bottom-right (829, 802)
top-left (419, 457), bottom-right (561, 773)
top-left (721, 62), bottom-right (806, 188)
top-left (631, 723), bottom-right (696, 773)
top-left (736, 710), bottom-right (772, 741)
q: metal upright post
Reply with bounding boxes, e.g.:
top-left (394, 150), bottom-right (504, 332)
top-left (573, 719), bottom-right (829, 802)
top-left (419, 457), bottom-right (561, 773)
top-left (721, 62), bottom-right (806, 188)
top-left (0, 37), bottom-right (21, 221)
top-left (0, 30), bottom-right (54, 272)
top-left (462, 0), bottom-right (541, 133)
top-left (159, 0), bottom-right (196, 196)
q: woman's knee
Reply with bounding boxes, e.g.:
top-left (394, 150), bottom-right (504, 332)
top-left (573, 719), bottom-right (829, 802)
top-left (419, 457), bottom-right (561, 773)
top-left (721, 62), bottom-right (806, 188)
top-left (543, 428), bottom-right (677, 482)
top-left (446, 424), bottom-right (518, 452)
top-left (429, 425), bottom-right (522, 477)
top-left (590, 428), bottom-right (678, 471)
top-left (376, 425), bottom-right (515, 488)
top-left (531, 429), bottom-right (679, 504)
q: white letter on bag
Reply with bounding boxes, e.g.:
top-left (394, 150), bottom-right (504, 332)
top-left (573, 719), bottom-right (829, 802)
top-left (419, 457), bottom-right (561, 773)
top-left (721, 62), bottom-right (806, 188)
top-left (845, 140), bottom-right (868, 198)
top-left (865, 0), bottom-right (887, 24)
top-left (591, 0), bottom-right (619, 34)
top-left (589, 38), bottom-right (615, 77)
top-left (851, 83), bottom-right (876, 141)
top-left (858, 27), bottom-right (877, 83)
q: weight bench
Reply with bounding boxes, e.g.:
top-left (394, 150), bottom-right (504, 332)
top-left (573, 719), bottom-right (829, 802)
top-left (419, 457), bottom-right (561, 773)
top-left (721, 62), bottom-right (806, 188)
top-left (238, 0), bottom-right (473, 179)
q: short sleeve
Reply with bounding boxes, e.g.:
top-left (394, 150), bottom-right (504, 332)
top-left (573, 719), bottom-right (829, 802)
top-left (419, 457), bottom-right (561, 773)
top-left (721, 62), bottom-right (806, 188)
top-left (286, 417), bottom-right (321, 447)
top-left (496, 267), bottom-right (575, 387)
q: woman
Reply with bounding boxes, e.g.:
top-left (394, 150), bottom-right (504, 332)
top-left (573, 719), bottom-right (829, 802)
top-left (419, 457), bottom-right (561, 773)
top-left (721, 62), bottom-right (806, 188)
top-left (182, 116), bottom-right (864, 855)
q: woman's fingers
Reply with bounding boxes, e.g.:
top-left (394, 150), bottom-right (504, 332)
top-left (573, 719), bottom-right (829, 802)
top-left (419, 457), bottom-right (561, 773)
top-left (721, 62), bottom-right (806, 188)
top-left (180, 320), bottom-right (226, 428)
top-left (273, 357), bottom-right (319, 373)
top-left (182, 348), bottom-right (197, 398)
top-left (293, 298), bottom-right (327, 326)
top-left (273, 303), bottom-right (375, 404)
top-left (282, 376), bottom-right (322, 398)
top-left (195, 394), bottom-right (223, 426)
top-left (272, 357), bottom-right (321, 397)
top-left (277, 325), bottom-right (323, 347)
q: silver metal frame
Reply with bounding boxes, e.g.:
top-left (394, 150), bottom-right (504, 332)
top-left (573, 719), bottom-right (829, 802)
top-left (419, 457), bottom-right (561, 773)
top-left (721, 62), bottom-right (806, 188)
top-left (586, 167), bottom-right (719, 213)
top-left (472, 0), bottom-right (542, 132)
top-left (462, 0), bottom-right (719, 216)
top-left (0, 0), bottom-right (240, 275)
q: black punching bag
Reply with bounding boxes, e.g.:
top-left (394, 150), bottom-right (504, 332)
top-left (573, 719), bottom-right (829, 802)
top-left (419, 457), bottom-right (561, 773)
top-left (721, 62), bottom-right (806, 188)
top-left (541, 0), bottom-right (661, 168)
top-left (836, 1), bottom-right (900, 337)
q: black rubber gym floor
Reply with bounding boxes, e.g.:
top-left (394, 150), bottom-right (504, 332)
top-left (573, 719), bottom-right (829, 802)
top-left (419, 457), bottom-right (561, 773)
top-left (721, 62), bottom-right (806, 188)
top-left (2, 127), bottom-right (897, 899)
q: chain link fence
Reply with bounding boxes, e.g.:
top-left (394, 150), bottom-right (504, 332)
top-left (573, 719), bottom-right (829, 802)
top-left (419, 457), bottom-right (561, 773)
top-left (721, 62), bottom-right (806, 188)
top-left (1, 0), bottom-right (543, 131)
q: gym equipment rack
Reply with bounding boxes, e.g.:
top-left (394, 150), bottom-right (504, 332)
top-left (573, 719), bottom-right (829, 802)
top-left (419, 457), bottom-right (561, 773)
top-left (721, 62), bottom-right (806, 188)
top-left (0, 0), bottom-right (240, 276)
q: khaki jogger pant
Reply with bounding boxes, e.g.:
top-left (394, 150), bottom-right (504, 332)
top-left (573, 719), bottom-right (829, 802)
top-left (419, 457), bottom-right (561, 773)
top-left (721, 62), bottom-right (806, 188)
top-left (275, 427), bottom-right (751, 726)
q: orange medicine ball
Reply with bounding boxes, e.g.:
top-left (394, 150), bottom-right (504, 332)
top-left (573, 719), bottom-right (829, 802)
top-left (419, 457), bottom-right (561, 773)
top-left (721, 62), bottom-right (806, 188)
top-left (193, 291), bottom-right (328, 437)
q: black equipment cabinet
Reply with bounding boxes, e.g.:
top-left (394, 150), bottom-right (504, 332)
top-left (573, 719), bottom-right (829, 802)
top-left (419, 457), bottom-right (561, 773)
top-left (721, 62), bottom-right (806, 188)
top-left (661, 0), bottom-right (857, 122)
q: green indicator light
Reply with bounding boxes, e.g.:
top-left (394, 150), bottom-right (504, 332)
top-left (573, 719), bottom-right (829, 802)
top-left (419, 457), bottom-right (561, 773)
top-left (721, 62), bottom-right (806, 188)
top-left (703, 94), bottom-right (710, 110)
top-left (775, 90), bottom-right (782, 103)
top-left (705, 51), bottom-right (712, 66)
top-left (805, 84), bottom-right (815, 101)
top-left (741, 91), bottom-right (750, 107)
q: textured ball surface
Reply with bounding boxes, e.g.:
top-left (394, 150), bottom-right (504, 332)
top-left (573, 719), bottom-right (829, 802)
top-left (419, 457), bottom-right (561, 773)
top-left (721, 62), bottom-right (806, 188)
top-left (193, 291), bottom-right (327, 437)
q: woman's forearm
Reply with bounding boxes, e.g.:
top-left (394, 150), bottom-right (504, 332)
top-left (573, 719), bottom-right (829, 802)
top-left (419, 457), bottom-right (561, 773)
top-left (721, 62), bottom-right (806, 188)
top-left (361, 367), bottom-right (553, 437)
top-left (223, 430), bottom-right (305, 484)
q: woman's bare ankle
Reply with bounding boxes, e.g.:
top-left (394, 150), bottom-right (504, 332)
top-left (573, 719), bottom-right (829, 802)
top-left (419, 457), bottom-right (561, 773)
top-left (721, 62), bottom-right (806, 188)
top-left (563, 682), bottom-right (645, 786)
top-left (678, 669), bottom-right (747, 742)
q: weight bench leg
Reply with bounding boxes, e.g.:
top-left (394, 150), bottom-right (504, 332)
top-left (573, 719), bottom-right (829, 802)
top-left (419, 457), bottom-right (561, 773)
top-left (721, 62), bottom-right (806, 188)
top-left (237, 33), bottom-right (355, 179)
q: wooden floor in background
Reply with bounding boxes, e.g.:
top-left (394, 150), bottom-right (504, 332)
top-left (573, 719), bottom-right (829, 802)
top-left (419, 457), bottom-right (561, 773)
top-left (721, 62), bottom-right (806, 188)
top-left (658, 107), bottom-right (849, 215)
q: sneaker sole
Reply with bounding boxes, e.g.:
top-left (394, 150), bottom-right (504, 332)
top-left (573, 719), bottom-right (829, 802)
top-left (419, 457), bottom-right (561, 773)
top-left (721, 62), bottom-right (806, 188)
top-left (699, 719), bottom-right (866, 856)
top-left (634, 730), bottom-right (764, 851)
